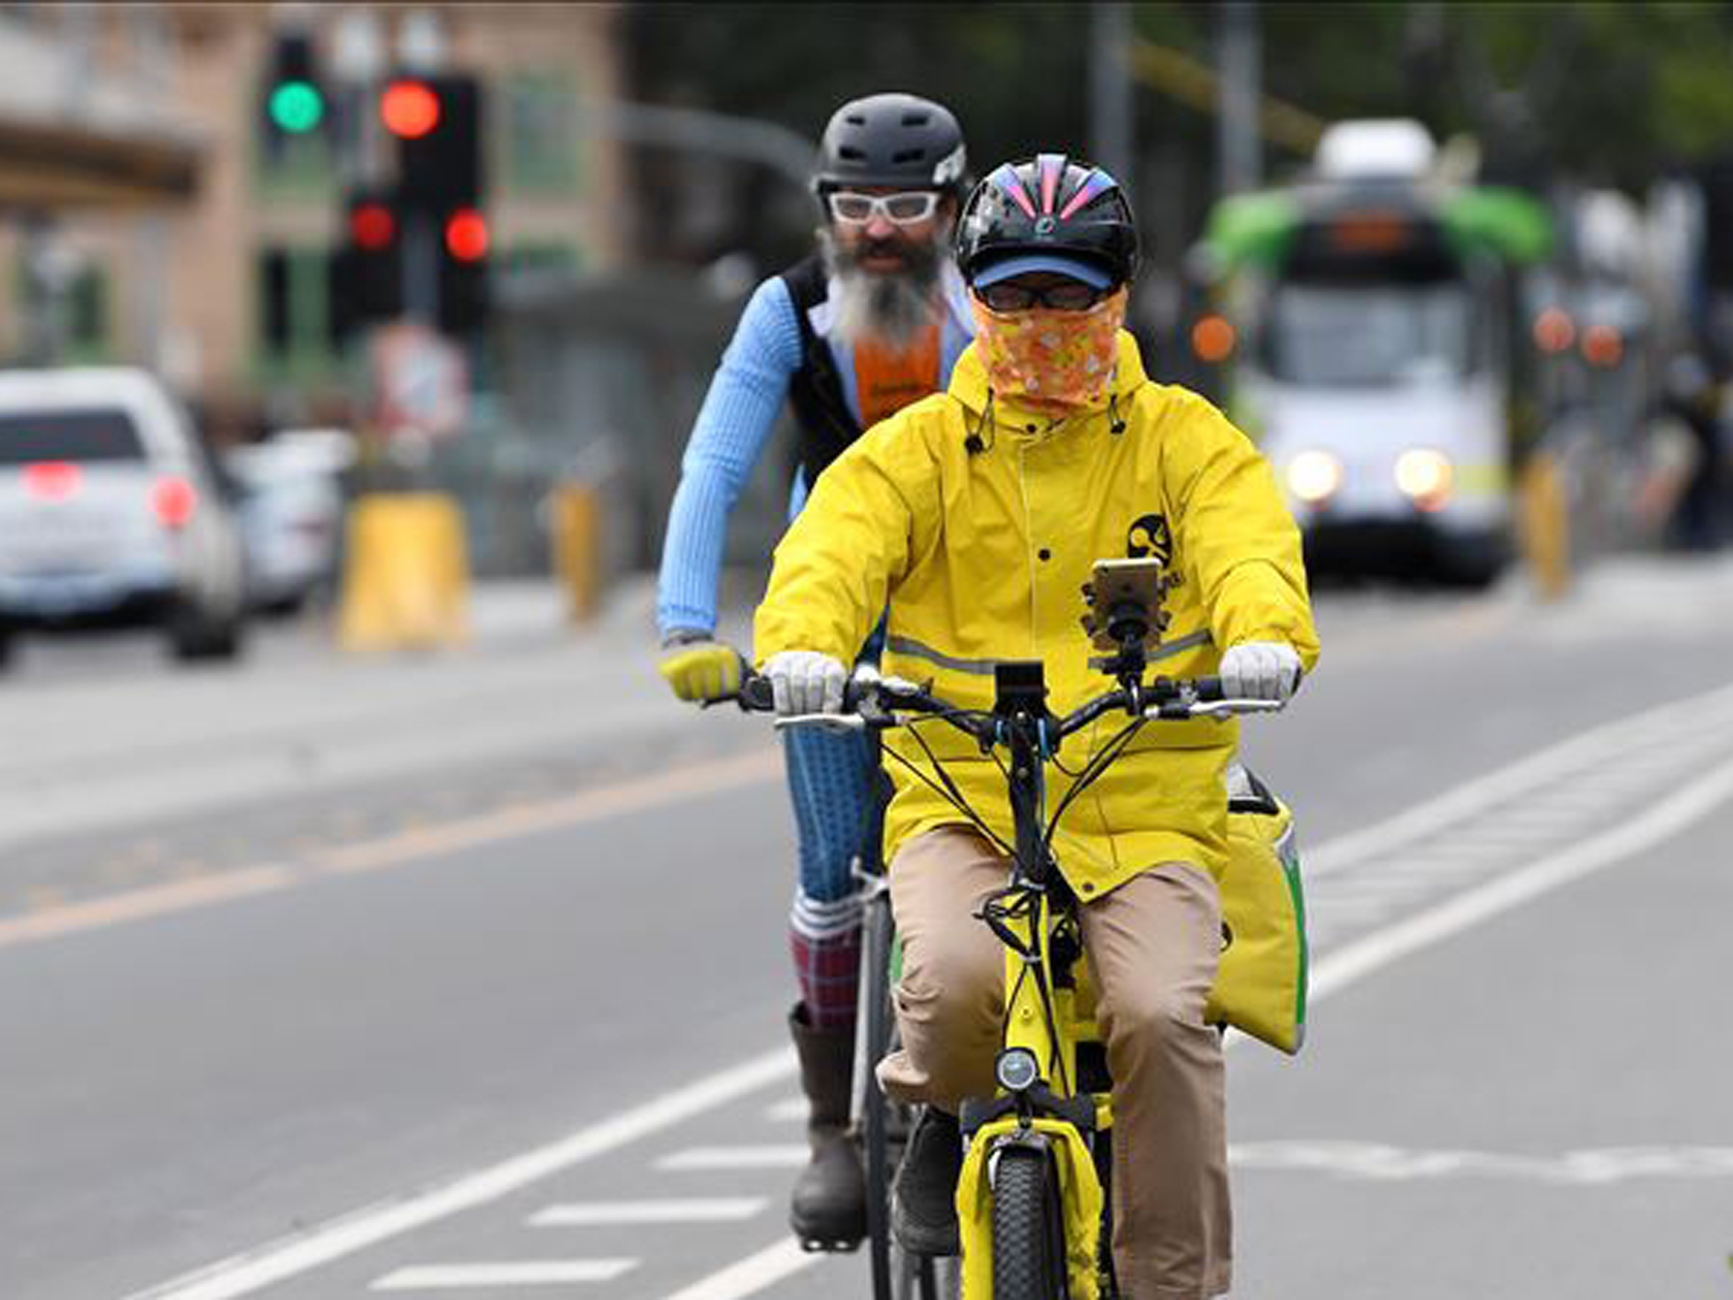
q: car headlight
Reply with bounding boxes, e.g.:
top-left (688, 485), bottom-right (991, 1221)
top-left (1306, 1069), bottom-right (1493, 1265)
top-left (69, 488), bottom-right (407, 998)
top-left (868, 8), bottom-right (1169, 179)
top-left (1286, 450), bottom-right (1343, 506)
top-left (1394, 448), bottom-right (1454, 511)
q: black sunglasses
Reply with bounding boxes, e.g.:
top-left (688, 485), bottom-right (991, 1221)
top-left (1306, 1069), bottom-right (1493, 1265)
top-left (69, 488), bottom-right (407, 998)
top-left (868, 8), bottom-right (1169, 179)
top-left (974, 281), bottom-right (1110, 312)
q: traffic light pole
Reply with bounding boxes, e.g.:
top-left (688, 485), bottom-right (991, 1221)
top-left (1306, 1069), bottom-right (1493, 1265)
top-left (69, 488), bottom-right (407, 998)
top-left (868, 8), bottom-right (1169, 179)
top-left (401, 209), bottom-right (440, 326)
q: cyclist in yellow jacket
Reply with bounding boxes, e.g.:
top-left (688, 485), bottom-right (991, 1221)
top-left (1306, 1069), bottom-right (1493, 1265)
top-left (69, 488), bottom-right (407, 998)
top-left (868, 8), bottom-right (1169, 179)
top-left (753, 155), bottom-right (1319, 1297)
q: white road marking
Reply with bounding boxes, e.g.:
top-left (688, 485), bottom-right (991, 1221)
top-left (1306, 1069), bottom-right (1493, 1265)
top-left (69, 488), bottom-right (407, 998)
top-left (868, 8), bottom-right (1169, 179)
top-left (763, 1097), bottom-right (806, 1122)
top-left (527, 1199), bottom-right (768, 1227)
top-left (118, 1049), bottom-right (794, 1300)
top-left (371, 1260), bottom-right (637, 1289)
top-left (656, 1145), bottom-right (809, 1171)
top-left (1307, 754), bottom-right (1733, 1002)
top-left (120, 678), bottom-right (1733, 1300)
top-left (658, 1238), bottom-right (821, 1300)
top-left (1230, 1141), bottom-right (1733, 1184)
top-left (1304, 680), bottom-right (1733, 878)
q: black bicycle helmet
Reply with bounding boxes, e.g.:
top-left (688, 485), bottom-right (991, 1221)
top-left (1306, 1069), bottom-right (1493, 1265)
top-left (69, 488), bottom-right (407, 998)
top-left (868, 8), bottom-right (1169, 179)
top-left (955, 154), bottom-right (1140, 289)
top-left (812, 92), bottom-right (968, 197)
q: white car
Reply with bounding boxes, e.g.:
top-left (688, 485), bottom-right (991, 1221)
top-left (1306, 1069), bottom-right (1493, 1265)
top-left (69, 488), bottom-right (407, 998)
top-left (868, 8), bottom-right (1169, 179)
top-left (227, 430), bottom-right (352, 614)
top-left (0, 368), bottom-right (248, 667)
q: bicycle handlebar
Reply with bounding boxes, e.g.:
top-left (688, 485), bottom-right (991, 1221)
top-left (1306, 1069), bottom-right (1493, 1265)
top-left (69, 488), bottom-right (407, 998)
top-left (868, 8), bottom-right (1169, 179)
top-left (730, 668), bottom-right (1280, 736)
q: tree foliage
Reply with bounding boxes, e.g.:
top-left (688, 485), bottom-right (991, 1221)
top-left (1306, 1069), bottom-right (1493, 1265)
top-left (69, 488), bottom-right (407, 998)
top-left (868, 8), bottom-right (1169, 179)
top-left (623, 1), bottom-right (1733, 269)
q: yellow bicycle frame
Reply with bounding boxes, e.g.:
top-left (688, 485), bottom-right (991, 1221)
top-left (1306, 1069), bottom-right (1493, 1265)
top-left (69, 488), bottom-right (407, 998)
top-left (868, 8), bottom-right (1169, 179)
top-left (953, 884), bottom-right (1109, 1300)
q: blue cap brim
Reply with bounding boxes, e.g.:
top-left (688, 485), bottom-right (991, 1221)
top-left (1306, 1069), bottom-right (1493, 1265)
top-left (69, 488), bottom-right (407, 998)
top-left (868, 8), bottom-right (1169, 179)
top-left (971, 252), bottom-right (1113, 290)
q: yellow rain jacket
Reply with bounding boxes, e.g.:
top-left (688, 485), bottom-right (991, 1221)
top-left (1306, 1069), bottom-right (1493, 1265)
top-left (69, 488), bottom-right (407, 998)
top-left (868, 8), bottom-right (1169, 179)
top-left (754, 333), bottom-right (1320, 895)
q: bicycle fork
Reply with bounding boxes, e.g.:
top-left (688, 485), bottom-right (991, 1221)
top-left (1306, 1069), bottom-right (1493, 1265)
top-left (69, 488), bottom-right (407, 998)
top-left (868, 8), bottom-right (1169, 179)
top-left (955, 889), bottom-right (1106, 1298)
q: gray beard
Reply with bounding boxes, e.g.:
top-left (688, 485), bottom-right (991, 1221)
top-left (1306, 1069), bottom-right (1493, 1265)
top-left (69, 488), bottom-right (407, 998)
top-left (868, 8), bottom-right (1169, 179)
top-left (818, 228), bottom-right (945, 352)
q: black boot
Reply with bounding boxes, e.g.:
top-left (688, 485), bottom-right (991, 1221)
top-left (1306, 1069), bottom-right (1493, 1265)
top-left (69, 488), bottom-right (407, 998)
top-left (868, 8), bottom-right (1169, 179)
top-left (788, 1004), bottom-right (867, 1248)
top-left (892, 1106), bottom-right (962, 1256)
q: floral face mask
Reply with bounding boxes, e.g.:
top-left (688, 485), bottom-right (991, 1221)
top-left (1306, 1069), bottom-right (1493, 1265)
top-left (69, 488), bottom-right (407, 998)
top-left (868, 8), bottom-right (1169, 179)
top-left (970, 286), bottom-right (1129, 415)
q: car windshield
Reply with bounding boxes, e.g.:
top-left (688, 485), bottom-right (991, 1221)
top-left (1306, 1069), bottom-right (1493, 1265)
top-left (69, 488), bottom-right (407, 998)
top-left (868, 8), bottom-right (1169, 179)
top-left (1267, 282), bottom-right (1476, 387)
top-left (0, 409), bottom-right (145, 464)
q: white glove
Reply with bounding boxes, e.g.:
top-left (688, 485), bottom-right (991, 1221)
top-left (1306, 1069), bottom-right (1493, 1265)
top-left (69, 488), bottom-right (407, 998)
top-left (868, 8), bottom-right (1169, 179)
top-left (1220, 642), bottom-right (1302, 703)
top-left (763, 650), bottom-right (847, 716)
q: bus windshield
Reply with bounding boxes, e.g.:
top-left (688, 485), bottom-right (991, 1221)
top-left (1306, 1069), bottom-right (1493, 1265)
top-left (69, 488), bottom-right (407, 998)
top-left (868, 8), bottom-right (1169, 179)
top-left (1267, 281), bottom-right (1476, 387)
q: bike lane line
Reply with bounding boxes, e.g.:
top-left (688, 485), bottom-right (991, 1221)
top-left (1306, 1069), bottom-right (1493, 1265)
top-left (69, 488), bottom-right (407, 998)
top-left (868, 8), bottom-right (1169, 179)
top-left (1305, 753), bottom-right (1733, 1003)
top-left (0, 747), bottom-right (780, 952)
top-left (115, 688), bottom-right (1733, 1300)
top-left (117, 1049), bottom-right (796, 1300)
top-left (663, 759), bottom-right (1733, 1300)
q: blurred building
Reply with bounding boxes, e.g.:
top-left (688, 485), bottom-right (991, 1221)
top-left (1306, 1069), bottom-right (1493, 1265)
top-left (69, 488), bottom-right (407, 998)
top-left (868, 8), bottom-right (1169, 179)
top-left (0, 3), bottom-right (626, 438)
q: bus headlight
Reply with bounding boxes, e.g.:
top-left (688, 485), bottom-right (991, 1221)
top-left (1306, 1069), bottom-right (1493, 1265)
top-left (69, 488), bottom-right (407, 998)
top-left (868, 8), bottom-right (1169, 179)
top-left (1394, 448), bottom-right (1454, 511)
top-left (1287, 450), bottom-right (1343, 506)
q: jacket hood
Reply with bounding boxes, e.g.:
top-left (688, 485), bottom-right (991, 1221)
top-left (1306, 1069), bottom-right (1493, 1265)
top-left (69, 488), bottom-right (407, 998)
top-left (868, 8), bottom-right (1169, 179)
top-left (948, 329), bottom-right (1150, 421)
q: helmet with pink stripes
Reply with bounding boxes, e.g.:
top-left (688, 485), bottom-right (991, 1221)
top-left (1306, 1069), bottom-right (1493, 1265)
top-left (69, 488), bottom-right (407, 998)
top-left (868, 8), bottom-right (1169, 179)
top-left (955, 154), bottom-right (1140, 290)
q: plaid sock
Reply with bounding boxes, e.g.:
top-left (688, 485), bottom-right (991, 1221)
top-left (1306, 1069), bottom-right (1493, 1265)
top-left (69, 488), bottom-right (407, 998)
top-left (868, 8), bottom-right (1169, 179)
top-left (791, 923), bottom-right (862, 1031)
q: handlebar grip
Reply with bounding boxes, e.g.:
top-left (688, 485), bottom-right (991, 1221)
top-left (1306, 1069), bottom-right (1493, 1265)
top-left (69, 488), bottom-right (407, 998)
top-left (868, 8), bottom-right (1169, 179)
top-left (736, 672), bottom-right (872, 715)
top-left (738, 674), bottom-right (776, 712)
top-left (1194, 676), bottom-right (1224, 702)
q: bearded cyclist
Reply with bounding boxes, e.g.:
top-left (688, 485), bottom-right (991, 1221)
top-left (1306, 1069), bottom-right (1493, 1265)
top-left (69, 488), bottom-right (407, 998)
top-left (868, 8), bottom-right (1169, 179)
top-left (753, 155), bottom-right (1320, 1295)
top-left (655, 92), bottom-right (973, 1247)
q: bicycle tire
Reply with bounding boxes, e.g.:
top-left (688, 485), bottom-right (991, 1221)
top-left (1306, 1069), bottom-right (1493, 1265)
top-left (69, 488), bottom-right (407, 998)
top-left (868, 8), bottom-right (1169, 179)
top-left (860, 890), bottom-right (942, 1300)
top-left (861, 888), bottom-right (896, 1298)
top-left (991, 1145), bottom-right (1069, 1300)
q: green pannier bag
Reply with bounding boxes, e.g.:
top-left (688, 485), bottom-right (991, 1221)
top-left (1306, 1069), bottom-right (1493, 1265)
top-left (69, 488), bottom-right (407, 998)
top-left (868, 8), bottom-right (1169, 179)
top-left (1204, 765), bottom-right (1309, 1054)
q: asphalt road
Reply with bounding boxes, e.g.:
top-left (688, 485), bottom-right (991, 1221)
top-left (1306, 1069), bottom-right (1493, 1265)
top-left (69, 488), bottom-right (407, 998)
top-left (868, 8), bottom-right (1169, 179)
top-left (2, 558), bottom-right (1730, 1300)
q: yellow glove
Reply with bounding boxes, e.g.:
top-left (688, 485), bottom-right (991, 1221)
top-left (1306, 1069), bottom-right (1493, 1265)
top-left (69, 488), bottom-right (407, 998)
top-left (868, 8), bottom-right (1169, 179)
top-left (657, 633), bottom-right (745, 702)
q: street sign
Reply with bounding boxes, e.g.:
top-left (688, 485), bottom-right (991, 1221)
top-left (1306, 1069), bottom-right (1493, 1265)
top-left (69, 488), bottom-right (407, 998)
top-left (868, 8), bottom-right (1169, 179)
top-left (369, 321), bottom-right (468, 438)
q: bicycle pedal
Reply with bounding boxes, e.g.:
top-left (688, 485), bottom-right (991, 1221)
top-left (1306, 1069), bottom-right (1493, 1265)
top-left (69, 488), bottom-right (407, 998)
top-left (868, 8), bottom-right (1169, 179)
top-left (797, 1235), bottom-right (864, 1254)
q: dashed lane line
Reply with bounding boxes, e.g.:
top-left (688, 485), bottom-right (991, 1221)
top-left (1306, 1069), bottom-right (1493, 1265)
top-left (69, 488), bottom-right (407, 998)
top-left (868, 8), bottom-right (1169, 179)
top-left (1305, 679), bottom-right (1733, 878)
top-left (117, 678), bottom-right (1733, 1300)
top-left (117, 1049), bottom-right (794, 1300)
top-left (370, 1260), bottom-right (638, 1290)
top-left (1306, 753), bottom-right (1733, 1002)
top-left (1229, 1142), bottom-right (1733, 1185)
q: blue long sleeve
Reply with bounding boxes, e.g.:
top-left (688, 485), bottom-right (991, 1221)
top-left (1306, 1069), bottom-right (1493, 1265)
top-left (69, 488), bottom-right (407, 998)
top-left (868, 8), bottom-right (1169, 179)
top-left (657, 276), bottom-right (803, 637)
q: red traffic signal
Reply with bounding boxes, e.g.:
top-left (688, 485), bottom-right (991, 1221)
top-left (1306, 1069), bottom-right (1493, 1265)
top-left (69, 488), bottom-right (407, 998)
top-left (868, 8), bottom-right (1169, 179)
top-left (444, 208), bottom-right (489, 262)
top-left (350, 202), bottom-right (396, 251)
top-left (380, 78), bottom-right (441, 139)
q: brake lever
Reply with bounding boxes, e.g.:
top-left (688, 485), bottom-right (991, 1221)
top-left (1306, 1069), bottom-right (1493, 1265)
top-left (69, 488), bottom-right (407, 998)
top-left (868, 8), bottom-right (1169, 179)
top-left (1144, 698), bottom-right (1286, 721)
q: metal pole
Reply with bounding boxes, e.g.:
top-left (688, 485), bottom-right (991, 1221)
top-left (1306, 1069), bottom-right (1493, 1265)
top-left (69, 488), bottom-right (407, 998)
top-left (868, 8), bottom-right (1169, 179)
top-left (402, 211), bottom-right (439, 327)
top-left (1089, 2), bottom-right (1135, 190)
top-left (1217, 1), bottom-right (1262, 196)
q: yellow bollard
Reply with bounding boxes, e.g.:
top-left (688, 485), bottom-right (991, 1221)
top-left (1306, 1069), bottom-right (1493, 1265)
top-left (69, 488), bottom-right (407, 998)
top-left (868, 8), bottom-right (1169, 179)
top-left (549, 482), bottom-right (601, 623)
top-left (1518, 452), bottom-right (1570, 601)
top-left (337, 493), bottom-right (470, 651)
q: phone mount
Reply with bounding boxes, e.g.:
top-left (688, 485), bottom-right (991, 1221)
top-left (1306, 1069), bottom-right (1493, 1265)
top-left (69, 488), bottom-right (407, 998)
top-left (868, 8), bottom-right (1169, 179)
top-left (1081, 561), bottom-right (1175, 684)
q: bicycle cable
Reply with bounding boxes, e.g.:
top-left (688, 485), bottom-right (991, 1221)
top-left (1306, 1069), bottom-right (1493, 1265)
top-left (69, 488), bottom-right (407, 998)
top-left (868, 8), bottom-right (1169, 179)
top-left (878, 717), bottom-right (1014, 856)
top-left (1040, 712), bottom-right (1151, 864)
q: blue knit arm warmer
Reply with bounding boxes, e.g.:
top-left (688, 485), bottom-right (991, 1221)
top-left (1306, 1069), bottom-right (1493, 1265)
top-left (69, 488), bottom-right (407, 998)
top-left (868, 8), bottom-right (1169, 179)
top-left (656, 276), bottom-right (803, 637)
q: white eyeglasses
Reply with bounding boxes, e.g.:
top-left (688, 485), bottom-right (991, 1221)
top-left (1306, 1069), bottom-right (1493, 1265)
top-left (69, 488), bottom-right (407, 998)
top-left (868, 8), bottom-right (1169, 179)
top-left (827, 191), bottom-right (942, 226)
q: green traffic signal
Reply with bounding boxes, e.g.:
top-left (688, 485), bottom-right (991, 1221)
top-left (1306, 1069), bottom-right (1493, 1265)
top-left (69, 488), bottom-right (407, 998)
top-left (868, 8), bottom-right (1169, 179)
top-left (268, 80), bottom-right (324, 134)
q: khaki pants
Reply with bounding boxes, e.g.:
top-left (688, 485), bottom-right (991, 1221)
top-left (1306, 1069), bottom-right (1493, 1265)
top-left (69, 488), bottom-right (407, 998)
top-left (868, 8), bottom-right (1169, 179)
top-left (878, 827), bottom-right (1231, 1299)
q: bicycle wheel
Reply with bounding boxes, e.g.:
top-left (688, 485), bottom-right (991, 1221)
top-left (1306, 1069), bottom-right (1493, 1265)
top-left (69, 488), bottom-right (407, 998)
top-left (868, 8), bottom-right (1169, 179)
top-left (991, 1145), bottom-right (1069, 1300)
top-left (859, 888), bottom-right (943, 1300)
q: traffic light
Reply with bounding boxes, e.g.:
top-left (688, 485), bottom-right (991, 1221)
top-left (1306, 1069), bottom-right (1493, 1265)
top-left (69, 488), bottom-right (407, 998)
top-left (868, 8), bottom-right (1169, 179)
top-left (329, 189), bottom-right (402, 345)
top-left (334, 74), bottom-right (490, 341)
top-left (383, 75), bottom-right (484, 211)
top-left (263, 32), bottom-right (325, 144)
top-left (380, 74), bottom-right (489, 337)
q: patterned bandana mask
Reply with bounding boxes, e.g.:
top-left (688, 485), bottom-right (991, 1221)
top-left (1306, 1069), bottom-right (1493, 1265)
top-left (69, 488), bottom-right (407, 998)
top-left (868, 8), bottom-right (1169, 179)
top-left (970, 286), bottom-right (1129, 416)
